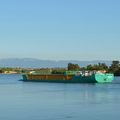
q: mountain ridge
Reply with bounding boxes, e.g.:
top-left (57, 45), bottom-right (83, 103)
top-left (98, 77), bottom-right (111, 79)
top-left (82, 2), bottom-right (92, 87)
top-left (0, 58), bottom-right (112, 68)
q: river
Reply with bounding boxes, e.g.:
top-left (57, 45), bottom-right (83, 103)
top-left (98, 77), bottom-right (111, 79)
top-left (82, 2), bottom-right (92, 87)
top-left (0, 74), bottom-right (120, 120)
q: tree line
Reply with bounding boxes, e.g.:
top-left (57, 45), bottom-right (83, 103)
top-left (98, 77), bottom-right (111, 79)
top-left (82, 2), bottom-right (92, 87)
top-left (67, 61), bottom-right (120, 76)
top-left (0, 60), bottom-right (120, 76)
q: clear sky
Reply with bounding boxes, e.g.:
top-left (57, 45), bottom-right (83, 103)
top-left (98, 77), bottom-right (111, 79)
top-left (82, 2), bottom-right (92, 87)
top-left (0, 0), bottom-right (120, 60)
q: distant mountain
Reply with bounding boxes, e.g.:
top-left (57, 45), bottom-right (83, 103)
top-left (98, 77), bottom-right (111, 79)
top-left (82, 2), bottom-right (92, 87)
top-left (0, 58), bottom-right (112, 68)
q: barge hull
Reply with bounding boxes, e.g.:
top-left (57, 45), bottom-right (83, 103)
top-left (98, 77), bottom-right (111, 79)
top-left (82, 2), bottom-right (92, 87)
top-left (22, 73), bottom-right (114, 83)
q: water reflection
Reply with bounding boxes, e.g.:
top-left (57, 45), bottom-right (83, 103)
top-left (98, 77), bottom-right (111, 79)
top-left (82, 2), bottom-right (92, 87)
top-left (62, 84), bottom-right (119, 105)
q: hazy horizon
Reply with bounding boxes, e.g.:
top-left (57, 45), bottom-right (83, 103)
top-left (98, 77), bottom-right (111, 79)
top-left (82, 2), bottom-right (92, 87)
top-left (0, 57), bottom-right (118, 61)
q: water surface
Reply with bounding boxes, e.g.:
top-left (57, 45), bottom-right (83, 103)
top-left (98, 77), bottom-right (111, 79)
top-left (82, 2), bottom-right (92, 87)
top-left (0, 74), bottom-right (120, 120)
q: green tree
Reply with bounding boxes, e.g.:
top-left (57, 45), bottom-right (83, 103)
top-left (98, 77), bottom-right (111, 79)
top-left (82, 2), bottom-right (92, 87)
top-left (0, 69), bottom-right (3, 73)
top-left (68, 63), bottom-right (80, 71)
top-left (86, 63), bottom-right (108, 71)
top-left (86, 64), bottom-right (93, 70)
top-left (98, 63), bottom-right (108, 70)
top-left (109, 60), bottom-right (120, 76)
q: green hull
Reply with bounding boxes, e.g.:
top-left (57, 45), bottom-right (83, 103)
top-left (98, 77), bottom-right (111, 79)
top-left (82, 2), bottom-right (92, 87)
top-left (22, 73), bottom-right (114, 83)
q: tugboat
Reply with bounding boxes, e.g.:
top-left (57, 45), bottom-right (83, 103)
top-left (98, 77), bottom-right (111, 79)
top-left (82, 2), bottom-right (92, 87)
top-left (22, 71), bottom-right (114, 83)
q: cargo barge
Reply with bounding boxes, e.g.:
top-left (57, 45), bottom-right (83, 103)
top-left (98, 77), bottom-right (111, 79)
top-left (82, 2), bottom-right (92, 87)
top-left (22, 71), bottom-right (114, 83)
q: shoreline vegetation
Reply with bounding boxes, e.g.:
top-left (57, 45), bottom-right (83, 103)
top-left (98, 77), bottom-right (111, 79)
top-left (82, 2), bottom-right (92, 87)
top-left (0, 60), bottom-right (120, 76)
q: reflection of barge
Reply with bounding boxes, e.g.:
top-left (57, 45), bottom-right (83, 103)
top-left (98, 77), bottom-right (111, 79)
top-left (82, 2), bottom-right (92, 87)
top-left (22, 71), bottom-right (114, 83)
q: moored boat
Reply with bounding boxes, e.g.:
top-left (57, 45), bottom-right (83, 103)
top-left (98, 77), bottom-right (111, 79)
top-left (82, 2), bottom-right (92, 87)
top-left (22, 71), bottom-right (114, 83)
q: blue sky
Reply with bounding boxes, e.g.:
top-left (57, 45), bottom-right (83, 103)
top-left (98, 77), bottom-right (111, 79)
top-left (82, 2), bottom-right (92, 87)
top-left (0, 0), bottom-right (120, 60)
